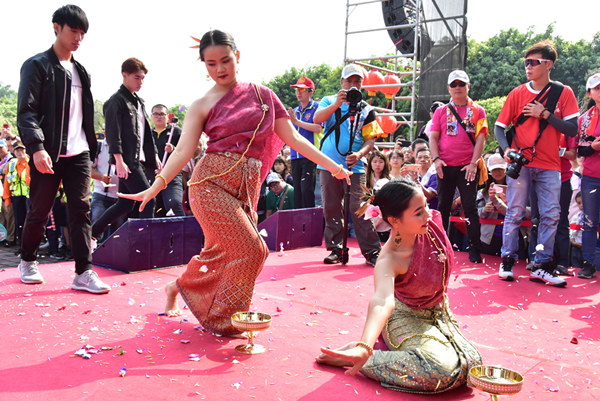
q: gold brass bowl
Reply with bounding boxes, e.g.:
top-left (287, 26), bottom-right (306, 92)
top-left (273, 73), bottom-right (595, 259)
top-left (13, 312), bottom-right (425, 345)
top-left (231, 312), bottom-right (272, 354)
top-left (469, 365), bottom-right (524, 401)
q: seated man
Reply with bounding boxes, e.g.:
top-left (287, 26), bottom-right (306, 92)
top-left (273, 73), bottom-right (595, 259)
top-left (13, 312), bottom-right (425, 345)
top-left (265, 172), bottom-right (294, 218)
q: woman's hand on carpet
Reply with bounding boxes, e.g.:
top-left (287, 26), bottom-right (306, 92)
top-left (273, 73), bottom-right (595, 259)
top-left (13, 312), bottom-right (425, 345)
top-left (317, 342), bottom-right (370, 375)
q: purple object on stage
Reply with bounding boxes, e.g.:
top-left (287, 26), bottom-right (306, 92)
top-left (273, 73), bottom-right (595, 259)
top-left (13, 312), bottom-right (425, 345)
top-left (257, 208), bottom-right (323, 252)
top-left (92, 217), bottom-right (203, 273)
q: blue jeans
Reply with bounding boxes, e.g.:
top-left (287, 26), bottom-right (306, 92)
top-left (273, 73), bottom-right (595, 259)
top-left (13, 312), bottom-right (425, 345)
top-left (501, 166), bottom-right (560, 263)
top-left (580, 175), bottom-right (600, 265)
top-left (156, 173), bottom-right (185, 217)
top-left (90, 192), bottom-right (124, 242)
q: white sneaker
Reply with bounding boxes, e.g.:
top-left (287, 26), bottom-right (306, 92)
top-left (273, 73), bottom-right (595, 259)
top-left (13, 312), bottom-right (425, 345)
top-left (71, 270), bottom-right (111, 294)
top-left (526, 262), bottom-right (534, 271)
top-left (530, 267), bottom-right (567, 287)
top-left (498, 257), bottom-right (514, 281)
top-left (18, 260), bottom-right (44, 284)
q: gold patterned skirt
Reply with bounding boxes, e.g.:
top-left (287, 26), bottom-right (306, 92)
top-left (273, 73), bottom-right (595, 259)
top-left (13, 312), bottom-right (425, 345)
top-left (360, 297), bottom-right (482, 394)
top-left (176, 152), bottom-right (267, 336)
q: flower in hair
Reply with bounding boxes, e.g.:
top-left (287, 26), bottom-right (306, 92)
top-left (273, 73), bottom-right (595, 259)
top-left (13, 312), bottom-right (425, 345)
top-left (363, 204), bottom-right (382, 220)
top-left (190, 36), bottom-right (201, 60)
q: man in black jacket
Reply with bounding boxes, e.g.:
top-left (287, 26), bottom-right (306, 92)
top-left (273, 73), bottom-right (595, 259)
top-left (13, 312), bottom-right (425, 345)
top-left (16, 5), bottom-right (110, 293)
top-left (90, 58), bottom-right (160, 240)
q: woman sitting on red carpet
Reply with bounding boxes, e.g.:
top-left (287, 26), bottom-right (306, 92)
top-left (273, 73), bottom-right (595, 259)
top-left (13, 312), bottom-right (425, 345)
top-left (120, 29), bottom-right (351, 336)
top-left (317, 178), bottom-right (482, 393)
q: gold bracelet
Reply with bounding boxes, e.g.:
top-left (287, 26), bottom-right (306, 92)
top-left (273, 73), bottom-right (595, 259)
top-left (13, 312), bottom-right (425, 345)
top-left (155, 174), bottom-right (168, 190)
top-left (355, 341), bottom-right (374, 356)
top-left (331, 164), bottom-right (344, 177)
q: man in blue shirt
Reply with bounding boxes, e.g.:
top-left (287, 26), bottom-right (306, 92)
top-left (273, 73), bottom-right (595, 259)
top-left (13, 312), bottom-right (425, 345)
top-left (288, 77), bottom-right (322, 209)
top-left (314, 65), bottom-right (384, 266)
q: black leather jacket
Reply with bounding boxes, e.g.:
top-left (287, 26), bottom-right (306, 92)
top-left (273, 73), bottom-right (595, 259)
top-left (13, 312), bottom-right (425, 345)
top-left (17, 46), bottom-right (97, 162)
top-left (104, 85), bottom-right (158, 169)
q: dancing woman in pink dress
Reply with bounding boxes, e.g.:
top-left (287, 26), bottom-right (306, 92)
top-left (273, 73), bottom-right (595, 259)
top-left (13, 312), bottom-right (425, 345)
top-left (121, 30), bottom-right (351, 336)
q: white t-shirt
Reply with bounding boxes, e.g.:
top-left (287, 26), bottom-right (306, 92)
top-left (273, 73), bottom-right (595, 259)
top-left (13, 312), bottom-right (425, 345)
top-left (92, 141), bottom-right (118, 198)
top-left (138, 102), bottom-right (146, 163)
top-left (59, 60), bottom-right (89, 157)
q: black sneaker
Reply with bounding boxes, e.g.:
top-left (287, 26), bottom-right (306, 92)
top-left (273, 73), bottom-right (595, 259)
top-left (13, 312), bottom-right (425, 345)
top-left (577, 262), bottom-right (597, 279)
top-left (5, 240), bottom-right (16, 247)
top-left (498, 256), bottom-right (515, 281)
top-left (555, 264), bottom-right (569, 276)
top-left (365, 253), bottom-right (379, 267)
top-left (323, 249), bottom-right (341, 264)
top-left (530, 262), bottom-right (567, 287)
top-left (49, 252), bottom-right (66, 260)
top-left (468, 247), bottom-right (482, 263)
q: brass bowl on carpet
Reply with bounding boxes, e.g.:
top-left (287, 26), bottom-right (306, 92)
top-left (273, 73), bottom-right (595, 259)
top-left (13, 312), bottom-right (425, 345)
top-left (469, 365), bottom-right (523, 400)
top-left (231, 312), bottom-right (272, 331)
top-left (231, 312), bottom-right (272, 354)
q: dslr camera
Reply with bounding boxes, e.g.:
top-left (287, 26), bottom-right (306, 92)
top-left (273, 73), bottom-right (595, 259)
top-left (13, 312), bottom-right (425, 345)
top-left (505, 151), bottom-right (529, 179)
top-left (345, 87), bottom-right (363, 115)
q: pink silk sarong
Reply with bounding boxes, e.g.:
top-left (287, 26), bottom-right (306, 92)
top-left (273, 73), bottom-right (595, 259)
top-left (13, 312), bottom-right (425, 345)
top-left (176, 82), bottom-right (286, 335)
top-left (177, 152), bottom-right (266, 335)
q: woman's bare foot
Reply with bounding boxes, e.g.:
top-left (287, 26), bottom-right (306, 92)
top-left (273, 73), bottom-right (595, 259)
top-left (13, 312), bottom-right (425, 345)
top-left (315, 352), bottom-right (353, 368)
top-left (164, 281), bottom-right (182, 317)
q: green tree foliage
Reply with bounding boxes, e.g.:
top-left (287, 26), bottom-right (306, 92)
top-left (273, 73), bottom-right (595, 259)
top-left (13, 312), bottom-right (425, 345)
top-left (0, 82), bottom-right (18, 131)
top-left (475, 96), bottom-right (506, 145)
top-left (94, 99), bottom-right (105, 133)
top-left (168, 105), bottom-right (187, 127)
top-left (467, 25), bottom-right (600, 101)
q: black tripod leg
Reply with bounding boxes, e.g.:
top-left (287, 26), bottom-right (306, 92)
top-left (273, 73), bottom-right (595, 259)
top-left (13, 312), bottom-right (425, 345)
top-left (341, 181), bottom-right (350, 265)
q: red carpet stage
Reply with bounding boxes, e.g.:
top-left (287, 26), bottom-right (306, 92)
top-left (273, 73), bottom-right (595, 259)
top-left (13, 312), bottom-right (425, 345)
top-left (1, 240), bottom-right (598, 400)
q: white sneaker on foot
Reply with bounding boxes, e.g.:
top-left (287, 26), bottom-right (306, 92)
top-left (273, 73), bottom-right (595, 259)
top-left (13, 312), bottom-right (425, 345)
top-left (530, 267), bottom-right (567, 287)
top-left (71, 270), bottom-right (111, 294)
top-left (18, 260), bottom-right (44, 284)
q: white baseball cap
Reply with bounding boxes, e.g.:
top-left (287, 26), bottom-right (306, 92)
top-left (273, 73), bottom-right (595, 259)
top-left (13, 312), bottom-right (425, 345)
top-left (266, 172), bottom-right (283, 186)
top-left (447, 70), bottom-right (470, 85)
top-left (341, 64), bottom-right (365, 80)
top-left (586, 73), bottom-right (600, 91)
top-left (487, 154), bottom-right (507, 171)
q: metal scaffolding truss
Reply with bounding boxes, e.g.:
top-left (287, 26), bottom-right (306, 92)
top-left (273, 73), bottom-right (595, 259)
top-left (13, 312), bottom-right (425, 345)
top-left (343, 0), bottom-right (468, 143)
top-left (344, 0), bottom-right (422, 143)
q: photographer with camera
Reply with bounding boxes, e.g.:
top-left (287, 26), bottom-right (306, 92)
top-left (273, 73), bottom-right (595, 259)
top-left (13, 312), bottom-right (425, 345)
top-left (313, 64), bottom-right (384, 266)
top-left (429, 70), bottom-right (488, 263)
top-left (495, 40), bottom-right (579, 286)
top-left (151, 104), bottom-right (185, 217)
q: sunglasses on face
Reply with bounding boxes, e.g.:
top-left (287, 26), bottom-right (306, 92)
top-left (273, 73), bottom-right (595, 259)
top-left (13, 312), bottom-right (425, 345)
top-left (449, 81), bottom-right (467, 88)
top-left (524, 58), bottom-right (551, 67)
top-left (295, 88), bottom-right (311, 93)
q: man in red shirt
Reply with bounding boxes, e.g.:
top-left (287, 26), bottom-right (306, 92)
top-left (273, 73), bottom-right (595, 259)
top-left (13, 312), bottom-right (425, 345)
top-left (495, 40), bottom-right (579, 287)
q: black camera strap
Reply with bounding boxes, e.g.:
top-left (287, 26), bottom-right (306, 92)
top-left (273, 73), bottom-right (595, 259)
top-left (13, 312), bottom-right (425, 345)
top-left (320, 104), bottom-right (365, 157)
top-left (513, 81), bottom-right (564, 157)
top-left (446, 103), bottom-right (476, 147)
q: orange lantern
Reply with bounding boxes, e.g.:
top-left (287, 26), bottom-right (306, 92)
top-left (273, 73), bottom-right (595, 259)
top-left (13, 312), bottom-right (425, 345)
top-left (366, 70), bottom-right (384, 97)
top-left (377, 115), bottom-right (400, 136)
top-left (381, 74), bottom-right (401, 99)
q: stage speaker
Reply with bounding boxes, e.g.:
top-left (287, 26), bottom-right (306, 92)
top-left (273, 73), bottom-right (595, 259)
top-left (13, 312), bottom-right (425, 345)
top-left (382, 0), bottom-right (416, 55)
top-left (257, 208), bottom-right (323, 252)
top-left (93, 216), bottom-right (203, 273)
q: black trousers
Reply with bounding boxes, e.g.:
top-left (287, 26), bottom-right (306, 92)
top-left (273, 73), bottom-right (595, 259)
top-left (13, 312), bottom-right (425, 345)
top-left (91, 162), bottom-right (155, 240)
top-left (437, 164), bottom-right (481, 249)
top-left (21, 152), bottom-right (92, 274)
top-left (291, 157), bottom-right (316, 209)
